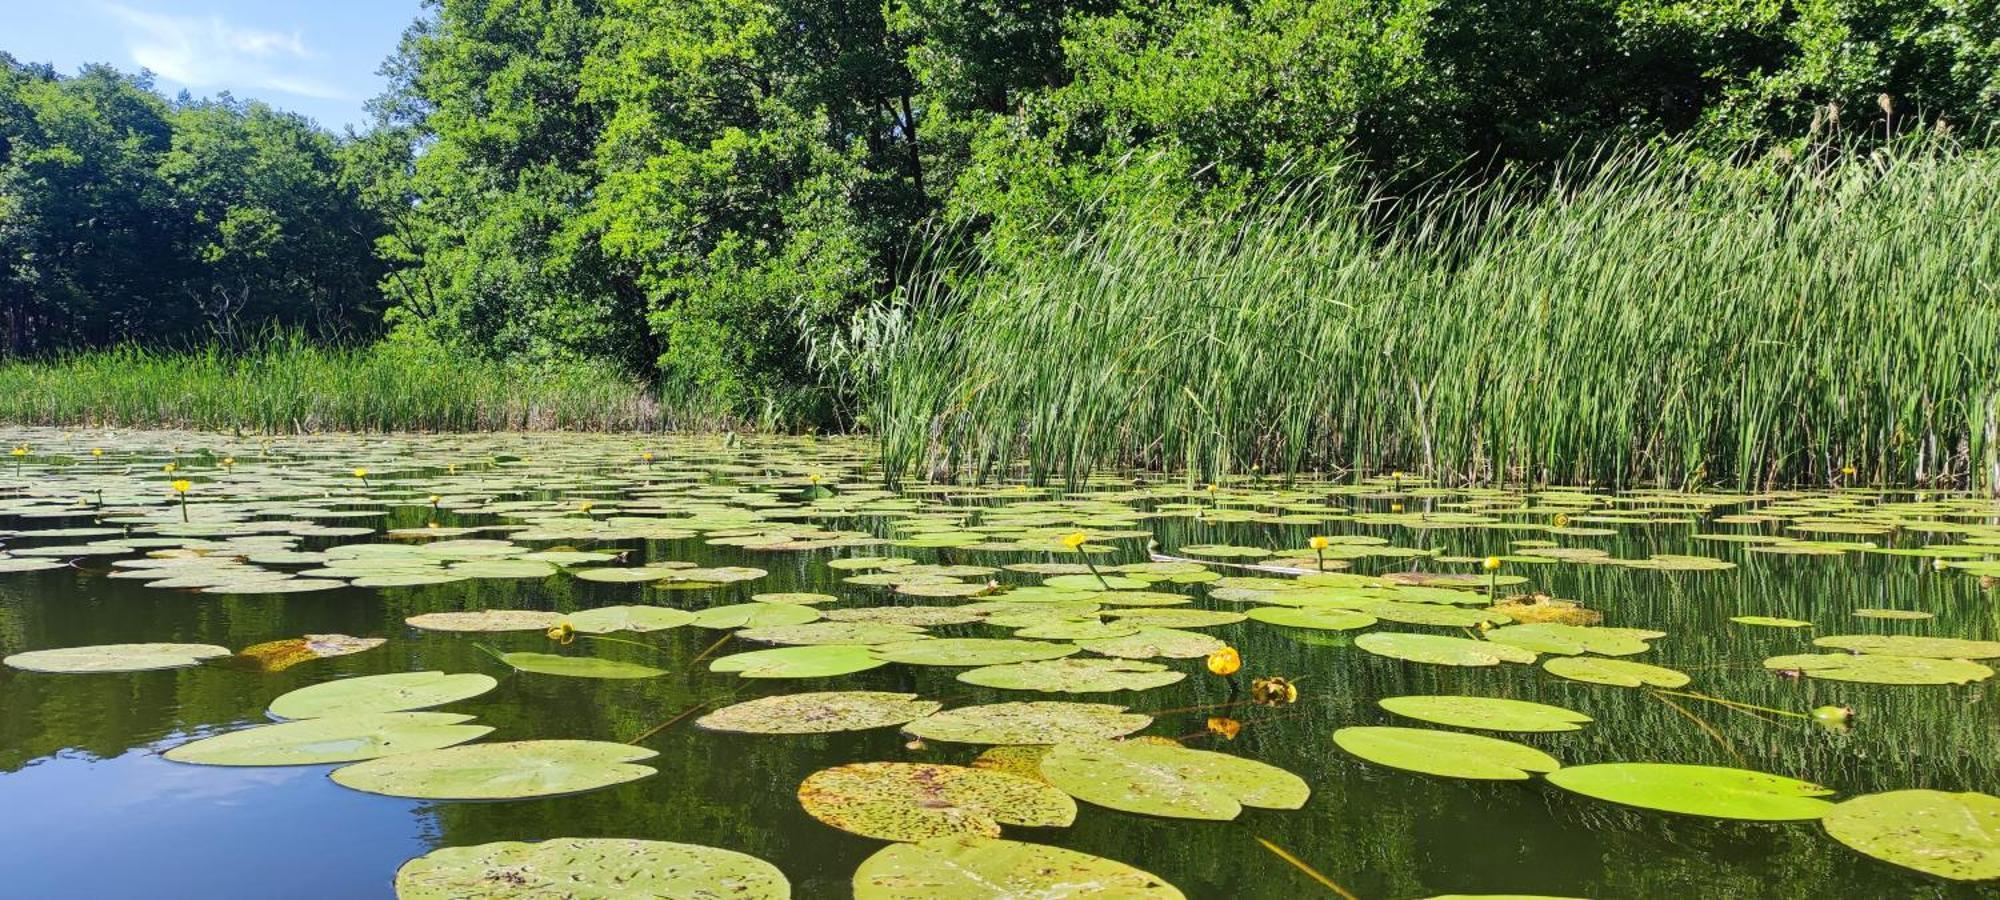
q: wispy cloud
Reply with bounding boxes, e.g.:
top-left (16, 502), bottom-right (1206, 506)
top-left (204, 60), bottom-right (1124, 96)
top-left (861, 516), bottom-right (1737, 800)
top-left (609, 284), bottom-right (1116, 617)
top-left (99, 3), bottom-right (349, 101)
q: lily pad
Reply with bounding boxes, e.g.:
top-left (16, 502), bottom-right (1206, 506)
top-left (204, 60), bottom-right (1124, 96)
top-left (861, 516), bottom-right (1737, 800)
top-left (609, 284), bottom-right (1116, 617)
top-left (1812, 634), bottom-right (2000, 660)
top-left (711, 644), bottom-right (887, 679)
top-left (798, 762), bottom-right (1076, 842)
top-left (495, 651), bottom-right (666, 679)
top-left (1821, 789), bottom-right (2000, 881)
top-left (1543, 656), bottom-right (1691, 688)
top-left (1378, 695), bottom-right (1591, 733)
top-left (1484, 623), bottom-right (1661, 657)
top-left (1763, 653), bottom-right (1993, 685)
top-left (165, 712), bottom-right (490, 766)
top-left (1355, 633), bottom-right (1537, 667)
top-left (405, 610), bottom-right (562, 633)
top-left (237, 634), bottom-right (386, 673)
top-left (903, 702), bottom-right (1152, 745)
top-left (396, 838), bottom-right (790, 899)
top-left (1334, 726), bottom-right (1561, 780)
top-left (564, 605), bottom-right (696, 634)
top-left (1044, 574), bottom-right (1149, 591)
top-left (331, 739), bottom-right (658, 799)
top-left (957, 659), bottom-right (1185, 693)
top-left (689, 603), bottom-right (823, 629)
top-left (268, 671), bottom-right (499, 719)
top-left (697, 692), bottom-right (943, 733)
top-left (1733, 616), bottom-right (1812, 628)
top-left (853, 836), bottom-right (1182, 899)
top-left (1077, 627), bottom-right (1225, 660)
top-left (737, 622), bottom-right (929, 646)
top-left (4, 642), bottom-right (232, 674)
top-left (1544, 763), bottom-right (1835, 820)
top-left (1039, 740), bottom-right (1309, 820)
top-left (872, 638), bottom-right (1079, 667)
top-left (1246, 606), bottom-right (1377, 631)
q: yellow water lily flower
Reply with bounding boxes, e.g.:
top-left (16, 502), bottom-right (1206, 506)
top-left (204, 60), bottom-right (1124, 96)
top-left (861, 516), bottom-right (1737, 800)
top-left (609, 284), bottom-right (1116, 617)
top-left (90, 448), bottom-right (103, 458)
top-left (1307, 536), bottom-right (1331, 551)
top-left (428, 494), bottom-right (442, 507)
top-left (1206, 717), bottom-right (1242, 741)
top-left (352, 467), bottom-right (369, 479)
top-left (808, 473), bottom-right (822, 485)
top-left (1390, 502), bottom-right (1404, 513)
top-left (1553, 513), bottom-right (1571, 527)
top-left (1250, 676), bottom-right (1299, 707)
top-left (170, 479), bottom-right (192, 493)
top-left (1840, 464), bottom-right (1858, 477)
top-left (1206, 646), bottom-right (1242, 676)
top-left (1483, 556), bottom-right (1503, 571)
top-left (546, 622), bottom-right (576, 645)
top-left (9, 446), bottom-right (26, 457)
top-left (221, 457), bottom-right (234, 468)
top-left (1060, 532), bottom-right (1089, 550)
top-left (162, 462), bottom-right (177, 473)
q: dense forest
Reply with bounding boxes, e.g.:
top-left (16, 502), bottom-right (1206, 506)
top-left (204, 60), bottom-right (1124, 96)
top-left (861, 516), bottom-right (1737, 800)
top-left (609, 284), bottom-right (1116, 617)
top-left (4, 0), bottom-right (1998, 428)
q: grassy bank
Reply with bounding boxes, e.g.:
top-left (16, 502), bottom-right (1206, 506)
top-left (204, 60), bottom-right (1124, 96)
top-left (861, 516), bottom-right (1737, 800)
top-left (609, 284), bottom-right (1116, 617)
top-left (876, 143), bottom-right (2000, 489)
top-left (0, 339), bottom-right (673, 432)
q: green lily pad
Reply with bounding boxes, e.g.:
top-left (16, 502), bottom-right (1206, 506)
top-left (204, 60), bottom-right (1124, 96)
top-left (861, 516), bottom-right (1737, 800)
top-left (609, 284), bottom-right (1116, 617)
top-left (496, 651), bottom-right (666, 679)
top-left (903, 702), bottom-right (1152, 745)
top-left (1821, 789), bottom-right (2000, 881)
top-left (565, 605), bottom-right (696, 634)
top-left (269, 671), bottom-right (498, 719)
top-left (405, 610), bottom-right (562, 633)
top-left (752, 591), bottom-right (839, 605)
top-left (1356, 601), bottom-right (1512, 628)
top-left (571, 565), bottom-right (695, 583)
top-left (1853, 609), bottom-right (1935, 621)
top-left (1077, 627), bottom-right (1225, 659)
top-left (737, 622), bottom-right (929, 646)
top-left (853, 836), bottom-right (1182, 899)
top-left (696, 691), bottom-right (943, 733)
top-left (823, 606), bottom-right (984, 627)
top-left (1039, 740), bottom-right (1309, 820)
top-left (1378, 695), bottom-right (1591, 733)
top-left (1544, 763), bottom-right (1835, 820)
top-left (331, 739), bottom-right (657, 799)
top-left (872, 638), bottom-right (1079, 667)
top-left (1733, 616), bottom-right (1812, 628)
top-left (688, 603), bottom-right (823, 629)
top-left (1334, 726), bottom-right (1561, 780)
top-left (1355, 633), bottom-right (1537, 667)
top-left (449, 559), bottom-right (559, 579)
top-left (165, 712), bottom-right (490, 766)
top-left (798, 762), bottom-right (1076, 841)
top-left (1246, 606), bottom-right (1377, 631)
top-left (957, 659), bottom-right (1185, 693)
top-left (1543, 656), bottom-right (1691, 688)
top-left (1763, 653), bottom-right (1994, 685)
top-left (396, 838), bottom-right (790, 899)
top-left (711, 644), bottom-right (888, 678)
top-left (4, 642), bottom-right (232, 673)
top-left (1044, 574), bottom-right (1149, 591)
top-left (1012, 618), bottom-right (1142, 641)
top-left (1484, 623), bottom-right (1661, 656)
top-left (1812, 634), bottom-right (2000, 659)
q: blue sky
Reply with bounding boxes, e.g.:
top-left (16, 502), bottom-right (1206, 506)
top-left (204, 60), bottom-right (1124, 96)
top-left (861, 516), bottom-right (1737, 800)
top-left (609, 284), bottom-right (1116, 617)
top-left (0, 1), bottom-right (422, 131)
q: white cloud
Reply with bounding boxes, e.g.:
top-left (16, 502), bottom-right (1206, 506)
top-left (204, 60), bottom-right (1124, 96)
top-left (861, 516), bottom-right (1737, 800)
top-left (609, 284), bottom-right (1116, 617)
top-left (99, 2), bottom-right (348, 101)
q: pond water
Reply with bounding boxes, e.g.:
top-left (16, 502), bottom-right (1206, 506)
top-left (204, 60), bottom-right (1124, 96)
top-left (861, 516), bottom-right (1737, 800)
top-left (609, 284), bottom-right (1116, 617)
top-left (1, 428), bottom-right (1997, 898)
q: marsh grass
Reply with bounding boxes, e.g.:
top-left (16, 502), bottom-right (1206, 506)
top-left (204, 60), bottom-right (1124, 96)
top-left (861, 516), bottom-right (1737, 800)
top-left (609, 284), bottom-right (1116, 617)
top-left (877, 142), bottom-right (2000, 489)
top-left (0, 336), bottom-right (683, 432)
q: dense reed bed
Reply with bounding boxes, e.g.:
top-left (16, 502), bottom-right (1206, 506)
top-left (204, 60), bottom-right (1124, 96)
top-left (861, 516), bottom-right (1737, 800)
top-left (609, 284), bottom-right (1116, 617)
top-left (0, 338), bottom-right (673, 432)
top-left (875, 144), bottom-right (2000, 490)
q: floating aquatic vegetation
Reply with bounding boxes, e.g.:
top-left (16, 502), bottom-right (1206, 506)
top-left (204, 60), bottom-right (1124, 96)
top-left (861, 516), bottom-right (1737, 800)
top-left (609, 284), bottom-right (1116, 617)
top-left (1542, 656), bottom-right (1691, 688)
top-left (489, 651), bottom-right (666, 679)
top-left (331, 740), bottom-right (658, 799)
top-left (1821, 790), bottom-right (2000, 881)
top-left (1732, 616), bottom-right (1812, 628)
top-left (395, 838), bottom-right (791, 899)
top-left (268, 671), bottom-right (498, 719)
top-left (1378, 695), bottom-right (1592, 733)
top-left (1545, 763), bottom-right (1835, 821)
top-left (1039, 740), bottom-right (1309, 820)
top-left (563, 606), bottom-right (695, 634)
top-left (1762, 653), bottom-right (1994, 685)
top-left (1355, 633), bottom-right (1537, 667)
top-left (235, 634), bottom-right (385, 672)
top-left (852, 836), bottom-right (1182, 899)
top-left (957, 658), bottom-right (1184, 693)
top-left (165, 712), bottom-right (490, 766)
top-left (1483, 623), bottom-right (1663, 657)
top-left (710, 645), bottom-right (887, 678)
top-left (3, 642), bottom-right (232, 673)
top-left (1333, 726), bottom-right (1561, 780)
top-left (404, 610), bottom-right (563, 633)
top-left (696, 692), bottom-right (942, 733)
top-left (901, 702), bottom-right (1152, 745)
top-left (797, 762), bottom-right (1077, 841)
top-left (870, 638), bottom-right (1078, 667)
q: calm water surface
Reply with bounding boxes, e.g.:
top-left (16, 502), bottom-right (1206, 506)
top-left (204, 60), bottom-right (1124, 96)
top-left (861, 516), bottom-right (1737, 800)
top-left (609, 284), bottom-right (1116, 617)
top-left (0, 429), bottom-right (1995, 898)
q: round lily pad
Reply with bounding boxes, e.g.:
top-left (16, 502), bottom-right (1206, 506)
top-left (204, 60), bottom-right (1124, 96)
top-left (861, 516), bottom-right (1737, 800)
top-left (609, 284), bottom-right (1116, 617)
top-left (1077, 627), bottom-right (1225, 660)
top-left (689, 603), bottom-right (822, 629)
top-left (1542, 656), bottom-right (1691, 688)
top-left (1853, 609), bottom-right (1935, 621)
top-left (497, 651), bottom-right (666, 679)
top-left (331, 739), bottom-right (658, 800)
top-left (1544, 763), bottom-right (1835, 820)
top-left (710, 645), bottom-right (887, 679)
top-left (4, 642), bottom-right (232, 673)
top-left (737, 622), bottom-right (929, 646)
top-left (1334, 726), bottom-right (1561, 780)
top-left (1812, 634), bottom-right (2000, 659)
top-left (822, 606), bottom-right (984, 627)
top-left (1763, 653), bottom-right (1993, 685)
top-left (1044, 574), bottom-right (1148, 591)
top-left (798, 762), bottom-right (1076, 842)
top-left (752, 591), bottom-right (838, 605)
top-left (396, 838), bottom-right (790, 899)
top-left (1732, 616), bottom-right (1812, 628)
top-left (564, 605), bottom-right (696, 633)
top-left (872, 638), bottom-right (1079, 667)
top-left (957, 659), bottom-right (1185, 693)
top-left (1246, 606), bottom-right (1377, 631)
top-left (1483, 624), bottom-right (1661, 656)
top-left (903, 702), bottom-right (1152, 745)
top-left (165, 712), bottom-right (490, 766)
top-left (1355, 633), bottom-right (1537, 667)
top-left (405, 610), bottom-right (562, 633)
top-left (1039, 740), bottom-right (1309, 820)
top-left (1378, 695), bottom-right (1592, 733)
top-left (269, 671), bottom-right (498, 719)
top-left (1821, 789), bottom-right (2000, 881)
top-left (697, 691), bottom-right (943, 733)
top-left (853, 836), bottom-right (1182, 899)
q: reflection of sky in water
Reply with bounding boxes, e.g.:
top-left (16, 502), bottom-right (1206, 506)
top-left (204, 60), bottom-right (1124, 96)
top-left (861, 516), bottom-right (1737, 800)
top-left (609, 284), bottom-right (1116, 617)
top-left (0, 744), bottom-right (427, 898)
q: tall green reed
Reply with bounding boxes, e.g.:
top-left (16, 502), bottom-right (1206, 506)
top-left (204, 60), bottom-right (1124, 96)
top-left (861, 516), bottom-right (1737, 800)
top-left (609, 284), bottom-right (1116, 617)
top-left (875, 142), bottom-right (2000, 490)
